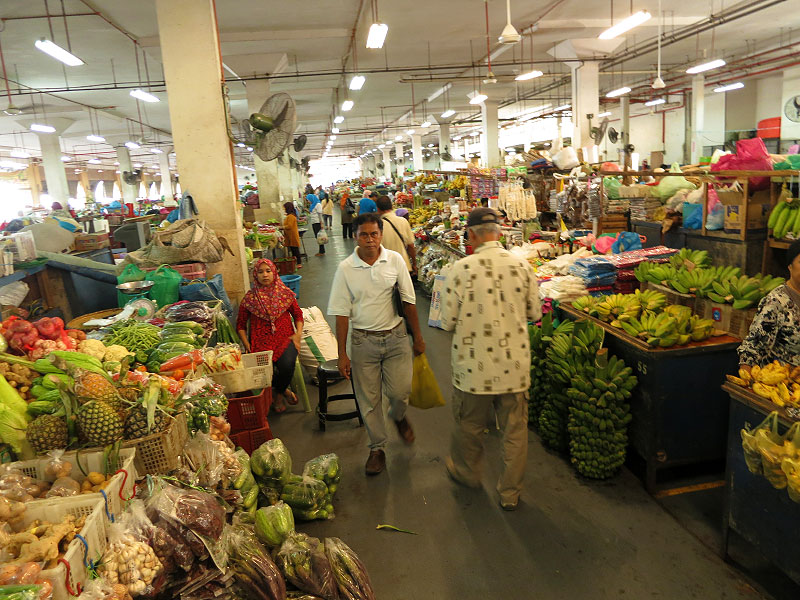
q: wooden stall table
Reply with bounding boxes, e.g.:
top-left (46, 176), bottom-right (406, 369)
top-left (561, 304), bottom-right (741, 494)
top-left (721, 383), bottom-right (800, 585)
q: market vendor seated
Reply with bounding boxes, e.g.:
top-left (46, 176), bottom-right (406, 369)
top-left (738, 239), bottom-right (800, 370)
top-left (237, 259), bottom-right (304, 413)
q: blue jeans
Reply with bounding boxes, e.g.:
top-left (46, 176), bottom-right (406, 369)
top-left (350, 322), bottom-right (412, 449)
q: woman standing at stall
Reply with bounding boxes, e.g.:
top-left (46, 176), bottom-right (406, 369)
top-left (237, 259), bottom-right (304, 413)
top-left (307, 194), bottom-right (325, 256)
top-left (739, 239), bottom-right (800, 369)
top-left (321, 195), bottom-right (334, 230)
top-left (282, 202), bottom-right (302, 269)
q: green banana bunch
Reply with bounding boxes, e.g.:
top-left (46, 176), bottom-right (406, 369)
top-left (593, 293), bottom-right (640, 324)
top-left (528, 315), bottom-right (574, 427)
top-left (688, 315), bottom-right (715, 342)
top-left (572, 295), bottom-right (599, 316)
top-left (668, 267), bottom-right (716, 297)
top-left (633, 288), bottom-right (667, 313)
top-left (668, 248), bottom-right (712, 270)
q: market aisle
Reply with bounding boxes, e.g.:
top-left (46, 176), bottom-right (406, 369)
top-left (269, 209), bottom-right (766, 600)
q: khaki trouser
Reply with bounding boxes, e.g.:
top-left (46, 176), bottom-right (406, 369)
top-left (450, 388), bottom-right (528, 504)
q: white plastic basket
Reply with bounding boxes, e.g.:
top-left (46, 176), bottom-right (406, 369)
top-left (208, 350), bottom-right (273, 394)
top-left (17, 448), bottom-right (137, 524)
top-left (22, 496), bottom-right (107, 600)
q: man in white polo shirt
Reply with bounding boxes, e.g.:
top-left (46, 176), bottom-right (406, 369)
top-left (328, 212), bottom-right (426, 475)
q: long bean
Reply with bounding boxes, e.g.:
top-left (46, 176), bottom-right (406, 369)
top-left (103, 320), bottom-right (161, 352)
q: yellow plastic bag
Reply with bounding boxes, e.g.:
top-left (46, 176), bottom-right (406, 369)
top-left (781, 457), bottom-right (800, 503)
top-left (741, 411), bottom-right (777, 476)
top-left (409, 353), bottom-right (445, 409)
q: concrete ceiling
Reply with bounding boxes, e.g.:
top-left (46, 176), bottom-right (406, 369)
top-left (0, 0), bottom-right (797, 172)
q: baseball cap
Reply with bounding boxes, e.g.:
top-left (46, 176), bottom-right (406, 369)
top-left (466, 207), bottom-right (501, 228)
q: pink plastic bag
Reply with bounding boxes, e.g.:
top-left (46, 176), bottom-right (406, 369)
top-left (710, 138), bottom-right (773, 190)
top-left (593, 234), bottom-right (619, 254)
top-left (707, 187), bottom-right (721, 213)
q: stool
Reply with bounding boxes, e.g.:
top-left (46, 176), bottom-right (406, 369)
top-left (297, 228), bottom-right (309, 259)
top-left (316, 359), bottom-right (363, 431)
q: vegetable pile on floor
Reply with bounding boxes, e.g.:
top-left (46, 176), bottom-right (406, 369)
top-left (567, 350), bottom-right (637, 479)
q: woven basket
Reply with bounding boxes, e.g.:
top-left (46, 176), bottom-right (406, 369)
top-left (122, 411), bottom-right (188, 475)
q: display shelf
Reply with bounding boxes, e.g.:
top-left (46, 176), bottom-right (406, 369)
top-left (561, 304), bottom-right (740, 493)
top-left (721, 384), bottom-right (800, 585)
top-left (0, 264), bottom-right (46, 288)
top-left (767, 239), bottom-right (792, 250)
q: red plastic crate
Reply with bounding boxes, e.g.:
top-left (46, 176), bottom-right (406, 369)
top-left (229, 424), bottom-right (274, 454)
top-left (227, 388), bottom-right (272, 430)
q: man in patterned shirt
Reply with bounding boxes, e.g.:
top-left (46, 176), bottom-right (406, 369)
top-left (440, 208), bottom-right (541, 510)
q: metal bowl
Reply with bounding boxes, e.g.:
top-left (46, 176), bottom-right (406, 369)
top-left (116, 281), bottom-right (154, 295)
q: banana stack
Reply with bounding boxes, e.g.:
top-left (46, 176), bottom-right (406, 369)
top-left (592, 293), bottom-right (641, 326)
top-left (726, 362), bottom-right (800, 407)
top-left (619, 307), bottom-right (715, 347)
top-left (528, 316), bottom-right (574, 427)
top-left (669, 248), bottom-right (712, 270)
top-left (634, 262), bottom-right (678, 287)
top-left (708, 274), bottom-right (785, 310)
top-left (538, 321), bottom-right (604, 453)
top-left (767, 195), bottom-right (800, 240)
top-left (567, 351), bottom-right (638, 479)
top-left (572, 296), bottom-right (600, 316)
top-left (633, 288), bottom-right (667, 315)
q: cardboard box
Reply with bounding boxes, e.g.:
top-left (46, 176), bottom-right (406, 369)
top-left (646, 282), bottom-right (698, 314)
top-left (74, 233), bottom-right (109, 251)
top-left (700, 300), bottom-right (752, 339)
top-left (720, 189), bottom-right (771, 234)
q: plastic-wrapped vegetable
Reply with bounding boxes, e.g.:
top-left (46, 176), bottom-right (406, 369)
top-left (251, 439), bottom-right (292, 493)
top-left (164, 302), bottom-right (215, 329)
top-left (227, 524), bottom-right (286, 600)
top-left (0, 585), bottom-right (46, 600)
top-left (324, 538), bottom-right (375, 600)
top-left (254, 501), bottom-right (295, 547)
top-left (280, 476), bottom-right (333, 521)
top-left (276, 532), bottom-right (339, 600)
top-left (302, 454), bottom-right (341, 497)
top-left (147, 481), bottom-right (225, 539)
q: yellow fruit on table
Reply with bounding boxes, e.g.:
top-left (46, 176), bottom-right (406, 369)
top-left (726, 374), bottom-right (748, 387)
top-left (738, 367), bottom-right (752, 384)
top-left (753, 382), bottom-right (777, 399)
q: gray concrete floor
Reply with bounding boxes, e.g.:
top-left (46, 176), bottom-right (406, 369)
top-left (269, 210), bottom-right (791, 600)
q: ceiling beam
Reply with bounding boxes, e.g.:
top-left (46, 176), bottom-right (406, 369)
top-left (138, 28), bottom-right (350, 48)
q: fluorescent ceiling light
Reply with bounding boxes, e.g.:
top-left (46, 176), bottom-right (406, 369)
top-left (406, 129), bottom-right (415, 135)
top-left (469, 93), bottom-right (488, 105)
top-left (30, 123), bottom-right (56, 133)
top-left (330, 135), bottom-right (337, 140)
top-left (395, 135), bottom-right (403, 141)
top-left (644, 98), bottom-right (666, 106)
top-left (86, 134), bottom-right (105, 143)
top-left (554, 104), bottom-right (572, 111)
top-left (597, 111), bottom-right (612, 118)
top-left (133, 163), bottom-right (143, 168)
top-left (366, 23), bottom-right (389, 49)
top-left (150, 148), bottom-right (164, 154)
top-left (441, 109), bottom-right (455, 118)
top-left (34, 38), bottom-right (84, 66)
top-left (349, 75), bottom-right (366, 90)
top-left (427, 143), bottom-right (435, 148)
top-left (332, 128), bottom-right (340, 134)
top-left (686, 59), bottom-right (726, 75)
top-left (714, 82), bottom-right (744, 93)
top-left (341, 100), bottom-right (354, 111)
top-left (515, 70), bottom-right (543, 81)
top-left (453, 135), bottom-right (462, 140)
top-left (10, 150), bottom-right (30, 159)
top-left (61, 155), bottom-right (70, 162)
top-left (125, 141), bottom-right (140, 149)
top-left (130, 89), bottom-right (160, 103)
top-left (237, 143), bottom-right (245, 147)
top-left (379, 144), bottom-right (385, 149)
top-left (421, 120), bottom-right (431, 128)
top-left (246, 146), bottom-right (253, 151)
top-left (88, 158), bottom-right (101, 164)
top-left (598, 10), bottom-right (651, 40)
top-left (334, 115), bottom-right (345, 123)
top-left (606, 87), bottom-right (631, 98)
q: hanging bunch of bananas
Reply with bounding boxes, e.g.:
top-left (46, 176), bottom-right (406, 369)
top-left (528, 315), bottom-right (574, 427)
top-left (619, 305), bottom-right (715, 347)
top-left (444, 175), bottom-right (468, 191)
top-left (538, 321), bottom-right (604, 452)
top-left (727, 362), bottom-right (800, 407)
top-left (591, 294), bottom-right (641, 327)
top-left (633, 288), bottom-right (667, 315)
top-left (708, 274), bottom-right (786, 310)
top-left (567, 350), bottom-right (638, 479)
top-left (668, 248), bottom-right (712, 270)
top-left (767, 191), bottom-right (800, 240)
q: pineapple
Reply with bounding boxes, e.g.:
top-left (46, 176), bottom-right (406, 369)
top-left (124, 404), bottom-right (169, 440)
top-left (77, 401), bottom-right (124, 447)
top-left (75, 372), bottom-right (127, 419)
top-left (27, 415), bottom-right (68, 454)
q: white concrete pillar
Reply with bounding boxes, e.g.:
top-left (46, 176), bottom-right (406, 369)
top-left (481, 100), bottom-right (501, 167)
top-left (571, 62), bottom-right (600, 149)
top-left (438, 122), bottom-right (451, 168)
top-left (690, 75), bottom-right (705, 164)
top-left (155, 0), bottom-right (248, 302)
top-left (246, 80), bottom-right (281, 218)
top-left (115, 145), bottom-right (137, 206)
top-left (36, 133), bottom-right (69, 205)
top-left (382, 148), bottom-right (392, 181)
top-left (395, 143), bottom-right (405, 178)
top-left (411, 135), bottom-right (423, 172)
top-left (158, 152), bottom-right (173, 198)
top-left (279, 151), bottom-right (294, 201)
top-left (621, 96), bottom-right (630, 168)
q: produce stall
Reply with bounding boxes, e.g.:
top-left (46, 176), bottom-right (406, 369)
top-left (561, 303), bottom-right (741, 493)
top-left (721, 383), bottom-right (800, 585)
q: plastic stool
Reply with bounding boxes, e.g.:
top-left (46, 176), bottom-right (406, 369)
top-left (316, 359), bottom-right (363, 431)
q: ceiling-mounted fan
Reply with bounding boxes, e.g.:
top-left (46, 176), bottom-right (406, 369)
top-left (441, 145), bottom-right (454, 161)
top-left (608, 128), bottom-right (620, 144)
top-left (591, 118), bottom-right (610, 145)
top-left (293, 134), bottom-right (307, 152)
top-left (224, 87), bottom-right (297, 161)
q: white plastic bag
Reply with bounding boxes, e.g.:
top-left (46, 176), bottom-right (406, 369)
top-left (299, 306), bottom-right (338, 372)
top-left (316, 230), bottom-right (329, 245)
top-left (553, 146), bottom-right (579, 170)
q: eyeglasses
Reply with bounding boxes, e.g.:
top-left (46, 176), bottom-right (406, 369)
top-left (357, 231), bottom-right (381, 239)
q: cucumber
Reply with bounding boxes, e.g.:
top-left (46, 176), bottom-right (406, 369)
top-left (159, 334), bottom-right (198, 346)
top-left (156, 342), bottom-right (195, 354)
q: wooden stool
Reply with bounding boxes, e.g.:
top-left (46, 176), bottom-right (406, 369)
top-left (316, 359), bottom-right (363, 431)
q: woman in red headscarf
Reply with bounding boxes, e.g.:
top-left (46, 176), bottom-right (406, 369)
top-left (237, 259), bottom-right (304, 412)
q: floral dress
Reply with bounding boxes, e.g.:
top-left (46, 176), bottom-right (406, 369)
top-left (237, 299), bottom-right (303, 362)
top-left (738, 285), bottom-right (800, 367)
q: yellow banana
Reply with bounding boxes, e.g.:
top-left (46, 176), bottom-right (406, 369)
top-left (753, 382), bottom-right (777, 399)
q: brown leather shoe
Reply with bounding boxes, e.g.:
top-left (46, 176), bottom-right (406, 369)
top-left (394, 417), bottom-right (415, 444)
top-left (365, 450), bottom-right (386, 475)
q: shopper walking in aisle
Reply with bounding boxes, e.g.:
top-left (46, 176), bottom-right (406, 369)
top-left (307, 193), bottom-right (325, 256)
top-left (328, 213), bottom-right (426, 475)
top-left (358, 191), bottom-right (377, 215)
top-left (376, 195), bottom-right (417, 276)
top-left (441, 208), bottom-right (541, 511)
top-left (341, 194), bottom-right (356, 239)
top-left (282, 202), bottom-right (302, 269)
top-left (237, 259), bottom-right (304, 414)
top-left (321, 195), bottom-right (334, 230)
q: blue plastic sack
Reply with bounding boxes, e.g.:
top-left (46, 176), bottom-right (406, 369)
top-left (611, 232), bottom-right (642, 254)
top-left (683, 202), bottom-right (703, 230)
top-left (706, 204), bottom-right (724, 231)
top-left (179, 273), bottom-right (233, 317)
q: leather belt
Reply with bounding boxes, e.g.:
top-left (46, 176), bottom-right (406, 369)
top-left (353, 322), bottom-right (403, 336)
